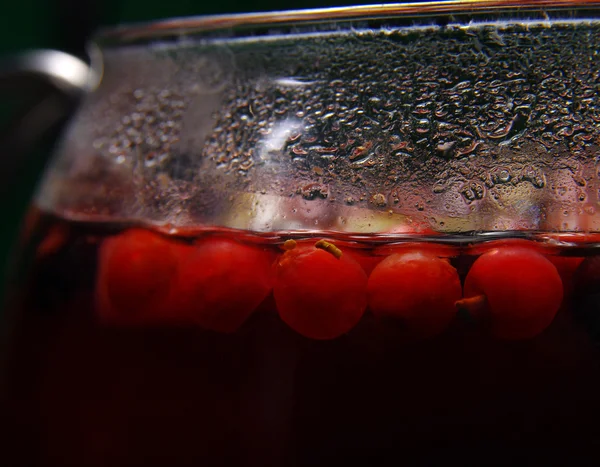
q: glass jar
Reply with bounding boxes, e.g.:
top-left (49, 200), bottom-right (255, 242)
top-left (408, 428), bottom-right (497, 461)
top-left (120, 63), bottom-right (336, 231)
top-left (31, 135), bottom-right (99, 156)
top-left (2, 2), bottom-right (600, 466)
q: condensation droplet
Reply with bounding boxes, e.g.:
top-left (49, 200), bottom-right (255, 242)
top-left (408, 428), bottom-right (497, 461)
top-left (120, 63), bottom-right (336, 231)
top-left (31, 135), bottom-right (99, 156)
top-left (370, 193), bottom-right (387, 207)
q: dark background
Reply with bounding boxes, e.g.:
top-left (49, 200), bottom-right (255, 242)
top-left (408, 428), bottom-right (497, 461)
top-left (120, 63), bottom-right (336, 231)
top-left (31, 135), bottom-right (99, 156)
top-left (0, 0), bottom-right (370, 287)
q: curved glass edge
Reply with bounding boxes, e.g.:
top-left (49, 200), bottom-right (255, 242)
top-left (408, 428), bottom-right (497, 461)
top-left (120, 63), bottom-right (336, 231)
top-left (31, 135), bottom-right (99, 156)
top-left (94, 1), bottom-right (600, 46)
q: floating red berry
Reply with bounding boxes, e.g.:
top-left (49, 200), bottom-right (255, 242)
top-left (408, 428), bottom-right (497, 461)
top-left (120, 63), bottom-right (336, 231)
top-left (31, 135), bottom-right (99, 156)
top-left (96, 229), bottom-right (180, 325)
top-left (367, 251), bottom-right (462, 339)
top-left (171, 237), bottom-right (274, 333)
top-left (273, 240), bottom-right (368, 340)
top-left (457, 247), bottom-right (563, 339)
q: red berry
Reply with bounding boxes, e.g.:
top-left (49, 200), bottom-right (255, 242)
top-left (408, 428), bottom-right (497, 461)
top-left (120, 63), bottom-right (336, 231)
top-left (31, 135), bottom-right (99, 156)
top-left (572, 257), bottom-right (600, 337)
top-left (273, 241), bottom-right (368, 340)
top-left (547, 256), bottom-right (584, 298)
top-left (466, 238), bottom-right (552, 257)
top-left (96, 229), bottom-right (181, 325)
top-left (367, 251), bottom-right (462, 339)
top-left (573, 256), bottom-right (600, 296)
top-left (458, 247), bottom-right (563, 339)
top-left (376, 242), bottom-right (457, 259)
top-left (171, 237), bottom-right (274, 333)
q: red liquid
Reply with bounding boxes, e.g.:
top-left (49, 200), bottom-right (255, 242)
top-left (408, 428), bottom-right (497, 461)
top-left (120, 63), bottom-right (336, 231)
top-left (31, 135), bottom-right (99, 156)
top-left (2, 213), bottom-right (600, 467)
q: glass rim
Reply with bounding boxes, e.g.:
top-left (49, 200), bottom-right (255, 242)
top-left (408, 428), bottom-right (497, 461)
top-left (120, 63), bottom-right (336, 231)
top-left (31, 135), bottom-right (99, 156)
top-left (95, 0), bottom-right (600, 44)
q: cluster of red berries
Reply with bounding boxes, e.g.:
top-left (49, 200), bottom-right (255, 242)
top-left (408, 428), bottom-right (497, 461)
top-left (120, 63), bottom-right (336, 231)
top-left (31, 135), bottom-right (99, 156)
top-left (95, 229), bottom-right (586, 341)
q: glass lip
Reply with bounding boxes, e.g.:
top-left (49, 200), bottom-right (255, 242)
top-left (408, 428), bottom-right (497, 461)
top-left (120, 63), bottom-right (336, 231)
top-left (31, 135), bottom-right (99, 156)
top-left (95, 0), bottom-right (600, 44)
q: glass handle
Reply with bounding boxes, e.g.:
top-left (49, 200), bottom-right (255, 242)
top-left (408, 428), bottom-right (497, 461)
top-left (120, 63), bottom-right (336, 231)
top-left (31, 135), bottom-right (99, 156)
top-left (0, 50), bottom-right (94, 193)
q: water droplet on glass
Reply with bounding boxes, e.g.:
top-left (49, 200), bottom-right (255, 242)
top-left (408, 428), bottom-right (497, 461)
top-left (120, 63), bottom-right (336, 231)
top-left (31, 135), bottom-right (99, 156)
top-left (370, 193), bottom-right (387, 207)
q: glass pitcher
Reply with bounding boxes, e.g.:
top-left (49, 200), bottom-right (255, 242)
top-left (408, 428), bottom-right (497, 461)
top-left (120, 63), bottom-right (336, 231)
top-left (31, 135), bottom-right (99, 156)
top-left (2, 1), bottom-right (600, 466)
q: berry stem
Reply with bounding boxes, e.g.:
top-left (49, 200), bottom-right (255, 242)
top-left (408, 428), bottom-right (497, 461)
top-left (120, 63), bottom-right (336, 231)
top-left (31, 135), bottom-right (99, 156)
top-left (283, 239), bottom-right (297, 251)
top-left (315, 239), bottom-right (343, 259)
